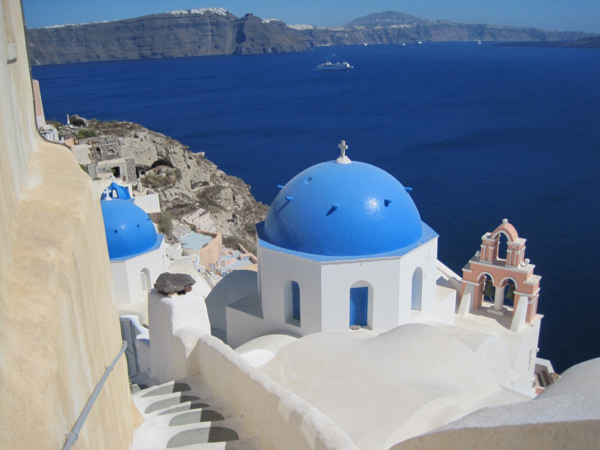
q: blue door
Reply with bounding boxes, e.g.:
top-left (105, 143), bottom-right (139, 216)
top-left (350, 287), bottom-right (368, 327)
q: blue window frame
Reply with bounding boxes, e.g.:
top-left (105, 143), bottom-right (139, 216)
top-left (292, 281), bottom-right (300, 322)
top-left (350, 287), bottom-right (368, 327)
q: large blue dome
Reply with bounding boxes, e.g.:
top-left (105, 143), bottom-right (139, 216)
top-left (101, 199), bottom-right (161, 261)
top-left (262, 161), bottom-right (422, 256)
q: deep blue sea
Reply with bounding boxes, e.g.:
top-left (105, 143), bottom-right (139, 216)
top-left (32, 43), bottom-right (600, 373)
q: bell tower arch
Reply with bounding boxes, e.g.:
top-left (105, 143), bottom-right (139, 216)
top-left (458, 219), bottom-right (541, 332)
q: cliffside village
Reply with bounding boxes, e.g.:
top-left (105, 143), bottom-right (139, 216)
top-left (33, 79), bottom-right (259, 325)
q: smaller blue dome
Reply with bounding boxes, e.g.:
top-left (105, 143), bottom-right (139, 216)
top-left (101, 199), bottom-right (161, 260)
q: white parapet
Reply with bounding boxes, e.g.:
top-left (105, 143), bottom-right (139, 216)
top-left (148, 287), bottom-right (210, 383)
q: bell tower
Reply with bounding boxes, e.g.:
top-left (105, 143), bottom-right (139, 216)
top-left (458, 220), bottom-right (541, 332)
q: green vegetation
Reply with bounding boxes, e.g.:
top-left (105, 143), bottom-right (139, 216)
top-left (75, 128), bottom-right (98, 139)
top-left (174, 168), bottom-right (183, 181)
top-left (158, 212), bottom-right (173, 235)
top-left (196, 186), bottom-right (224, 212)
top-left (141, 173), bottom-right (176, 189)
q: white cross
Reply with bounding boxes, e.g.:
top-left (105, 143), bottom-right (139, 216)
top-left (336, 140), bottom-right (351, 164)
top-left (338, 140), bottom-right (348, 158)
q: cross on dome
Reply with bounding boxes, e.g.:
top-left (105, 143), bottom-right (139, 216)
top-left (336, 140), bottom-right (351, 165)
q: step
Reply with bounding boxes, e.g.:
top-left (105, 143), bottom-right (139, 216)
top-left (134, 419), bottom-right (246, 449)
top-left (133, 379), bottom-right (193, 399)
top-left (136, 436), bottom-right (261, 450)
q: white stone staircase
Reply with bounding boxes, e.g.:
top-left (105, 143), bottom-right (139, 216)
top-left (131, 375), bottom-right (261, 449)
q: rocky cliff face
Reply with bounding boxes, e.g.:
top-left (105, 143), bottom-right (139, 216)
top-left (27, 9), bottom-right (594, 66)
top-left (80, 119), bottom-right (268, 252)
top-left (27, 9), bottom-right (308, 65)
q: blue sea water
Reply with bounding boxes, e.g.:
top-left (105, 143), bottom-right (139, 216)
top-left (32, 43), bottom-right (600, 372)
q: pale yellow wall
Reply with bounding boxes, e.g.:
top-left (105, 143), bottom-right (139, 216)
top-left (0, 1), bottom-right (141, 448)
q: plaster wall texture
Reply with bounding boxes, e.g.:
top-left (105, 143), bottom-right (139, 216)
top-left (111, 244), bottom-right (167, 307)
top-left (431, 310), bottom-right (542, 395)
top-left (235, 334), bottom-right (298, 367)
top-left (149, 289), bottom-right (210, 383)
top-left (187, 333), bottom-right (359, 450)
top-left (32, 79), bottom-right (45, 127)
top-left (0, 2), bottom-right (141, 447)
top-left (260, 324), bottom-right (524, 450)
top-left (394, 358), bottom-right (600, 450)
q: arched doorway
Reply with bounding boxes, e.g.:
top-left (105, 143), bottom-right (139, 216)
top-left (481, 274), bottom-right (495, 304)
top-left (501, 278), bottom-right (518, 309)
top-left (350, 285), bottom-right (369, 327)
top-left (411, 268), bottom-right (423, 311)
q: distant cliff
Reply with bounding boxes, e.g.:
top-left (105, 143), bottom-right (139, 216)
top-left (496, 36), bottom-right (600, 49)
top-left (27, 9), bottom-right (595, 65)
top-left (27, 9), bottom-right (307, 65)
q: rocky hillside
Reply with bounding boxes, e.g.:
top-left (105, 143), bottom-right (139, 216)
top-left (27, 9), bottom-right (594, 65)
top-left (76, 119), bottom-right (268, 252)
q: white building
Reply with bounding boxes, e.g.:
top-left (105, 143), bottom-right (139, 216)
top-left (208, 143), bottom-right (543, 396)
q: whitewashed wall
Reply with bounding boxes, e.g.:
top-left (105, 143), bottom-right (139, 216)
top-left (258, 246), bottom-right (323, 335)
top-left (187, 334), bottom-right (359, 450)
top-left (111, 244), bottom-right (167, 307)
top-left (133, 191), bottom-right (161, 214)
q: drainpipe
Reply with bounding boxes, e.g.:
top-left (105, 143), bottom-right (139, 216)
top-left (63, 340), bottom-right (128, 450)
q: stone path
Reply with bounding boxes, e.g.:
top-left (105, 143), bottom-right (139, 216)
top-left (131, 375), bottom-right (261, 449)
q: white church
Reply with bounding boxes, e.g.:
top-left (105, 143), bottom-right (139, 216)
top-left (208, 141), bottom-right (544, 396)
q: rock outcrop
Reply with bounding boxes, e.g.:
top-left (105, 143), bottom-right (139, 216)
top-left (78, 119), bottom-right (268, 253)
top-left (27, 9), bottom-right (594, 66)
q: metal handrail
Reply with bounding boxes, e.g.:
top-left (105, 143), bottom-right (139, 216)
top-left (63, 340), bottom-right (128, 450)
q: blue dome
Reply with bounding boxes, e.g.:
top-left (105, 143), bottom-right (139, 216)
top-left (262, 161), bottom-right (422, 256)
top-left (101, 199), bottom-right (161, 260)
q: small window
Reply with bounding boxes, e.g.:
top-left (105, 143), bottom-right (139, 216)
top-left (291, 281), bottom-right (300, 322)
top-left (140, 270), bottom-right (148, 293)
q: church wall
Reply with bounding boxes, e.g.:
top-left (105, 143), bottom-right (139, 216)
top-left (320, 258), bottom-right (401, 331)
top-left (399, 239), bottom-right (441, 324)
top-left (0, 1), bottom-right (141, 447)
top-left (258, 246), bottom-right (323, 336)
top-left (111, 246), bottom-right (167, 307)
top-left (510, 320), bottom-right (541, 394)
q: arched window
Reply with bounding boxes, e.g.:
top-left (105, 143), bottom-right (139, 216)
top-left (411, 268), bottom-right (423, 311)
top-left (497, 232), bottom-right (509, 261)
top-left (286, 281), bottom-right (300, 326)
top-left (140, 268), bottom-right (151, 296)
top-left (291, 281), bottom-right (300, 322)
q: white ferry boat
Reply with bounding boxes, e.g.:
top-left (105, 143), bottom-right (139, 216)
top-left (317, 61), bottom-right (354, 71)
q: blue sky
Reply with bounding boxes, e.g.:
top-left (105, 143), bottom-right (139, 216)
top-left (23, 0), bottom-right (600, 33)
